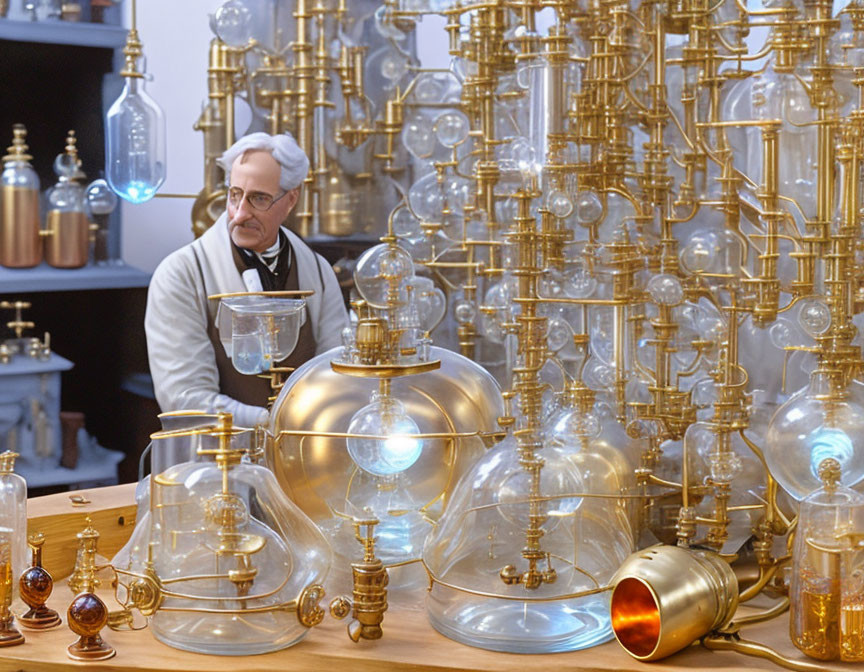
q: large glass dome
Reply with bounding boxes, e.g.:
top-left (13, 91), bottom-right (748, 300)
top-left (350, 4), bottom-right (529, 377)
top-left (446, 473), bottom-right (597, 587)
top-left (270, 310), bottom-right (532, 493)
top-left (423, 428), bottom-right (634, 653)
top-left (268, 345), bottom-right (504, 595)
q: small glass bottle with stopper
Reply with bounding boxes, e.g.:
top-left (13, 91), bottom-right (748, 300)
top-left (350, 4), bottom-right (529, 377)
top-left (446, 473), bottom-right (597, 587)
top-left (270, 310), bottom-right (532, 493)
top-left (43, 131), bottom-right (90, 269)
top-left (19, 532), bottom-right (61, 629)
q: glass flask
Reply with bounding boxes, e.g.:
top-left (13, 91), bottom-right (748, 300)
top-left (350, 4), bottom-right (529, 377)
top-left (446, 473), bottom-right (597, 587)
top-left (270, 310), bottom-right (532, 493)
top-left (216, 296), bottom-right (306, 375)
top-left (0, 452), bottom-right (26, 604)
top-left (0, 124), bottom-right (41, 268)
top-left (268, 346), bottom-right (504, 596)
top-left (423, 428), bottom-right (634, 653)
top-left (112, 413), bottom-right (331, 655)
top-left (354, 243), bottom-right (415, 309)
top-left (764, 372), bottom-right (864, 500)
top-left (43, 132), bottom-right (89, 269)
top-left (106, 76), bottom-right (166, 204)
top-left (790, 459), bottom-right (864, 662)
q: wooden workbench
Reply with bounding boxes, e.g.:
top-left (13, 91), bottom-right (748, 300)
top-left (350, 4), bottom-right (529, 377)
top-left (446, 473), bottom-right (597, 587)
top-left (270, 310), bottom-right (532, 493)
top-left (0, 484), bottom-right (846, 672)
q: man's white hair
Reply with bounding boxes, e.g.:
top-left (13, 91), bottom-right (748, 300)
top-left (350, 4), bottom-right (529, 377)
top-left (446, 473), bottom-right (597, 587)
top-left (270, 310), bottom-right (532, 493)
top-left (217, 132), bottom-right (309, 191)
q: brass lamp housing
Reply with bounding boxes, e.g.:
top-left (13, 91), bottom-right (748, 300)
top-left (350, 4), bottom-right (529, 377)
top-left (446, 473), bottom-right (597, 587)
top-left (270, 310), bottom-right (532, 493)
top-left (610, 545), bottom-right (739, 661)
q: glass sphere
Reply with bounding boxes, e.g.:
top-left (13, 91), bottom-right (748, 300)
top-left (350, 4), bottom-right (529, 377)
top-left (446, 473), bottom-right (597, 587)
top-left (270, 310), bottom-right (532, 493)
top-left (769, 318), bottom-right (795, 349)
top-left (411, 277), bottom-right (446, 331)
top-left (574, 190), bottom-right (603, 225)
top-left (546, 317), bottom-right (571, 352)
top-left (380, 51), bottom-right (409, 81)
top-left (454, 299), bottom-right (477, 325)
top-left (346, 395), bottom-right (424, 476)
top-left (680, 231), bottom-right (718, 273)
top-left (765, 375), bottom-right (864, 499)
top-left (85, 179), bottom-right (118, 215)
top-left (392, 207), bottom-right (422, 237)
top-left (435, 111), bottom-right (470, 148)
top-left (354, 243), bottom-right (415, 308)
top-left (798, 298), bottom-right (831, 336)
top-left (408, 172), bottom-right (443, 221)
top-left (403, 117), bottom-right (436, 159)
top-left (414, 74), bottom-right (444, 103)
top-left (646, 273), bottom-right (684, 305)
top-left (53, 152), bottom-right (79, 178)
top-left (211, 0), bottom-right (252, 46)
top-left (548, 190), bottom-right (574, 219)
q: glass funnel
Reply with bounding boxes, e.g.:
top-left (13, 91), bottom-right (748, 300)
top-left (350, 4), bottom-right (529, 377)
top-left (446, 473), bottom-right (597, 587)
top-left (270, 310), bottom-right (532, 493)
top-left (216, 296), bottom-right (306, 374)
top-left (112, 413), bottom-right (331, 655)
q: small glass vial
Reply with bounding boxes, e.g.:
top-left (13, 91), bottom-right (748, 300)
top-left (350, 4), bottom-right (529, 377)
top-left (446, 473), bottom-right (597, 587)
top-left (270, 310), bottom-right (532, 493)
top-left (0, 451), bottom-right (27, 604)
top-left (0, 125), bottom-right (41, 268)
top-left (791, 458), bottom-right (864, 661)
top-left (43, 131), bottom-right (89, 269)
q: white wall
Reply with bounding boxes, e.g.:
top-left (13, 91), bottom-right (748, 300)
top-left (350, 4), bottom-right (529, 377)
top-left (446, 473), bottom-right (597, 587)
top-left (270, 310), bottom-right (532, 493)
top-left (120, 0), bottom-right (223, 272)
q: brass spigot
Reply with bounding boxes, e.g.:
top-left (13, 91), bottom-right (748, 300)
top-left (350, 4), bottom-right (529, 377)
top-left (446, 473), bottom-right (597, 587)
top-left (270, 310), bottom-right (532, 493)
top-left (329, 519), bottom-right (389, 642)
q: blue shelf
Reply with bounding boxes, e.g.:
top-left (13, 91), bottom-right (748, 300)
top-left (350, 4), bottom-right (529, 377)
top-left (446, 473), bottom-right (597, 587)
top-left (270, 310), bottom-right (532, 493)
top-left (0, 18), bottom-right (126, 49)
top-left (0, 263), bottom-right (150, 293)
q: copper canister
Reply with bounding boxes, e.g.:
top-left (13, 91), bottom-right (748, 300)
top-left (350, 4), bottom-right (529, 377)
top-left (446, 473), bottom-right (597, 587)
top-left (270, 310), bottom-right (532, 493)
top-left (1, 125), bottom-right (42, 268)
top-left (43, 210), bottom-right (89, 269)
top-left (0, 186), bottom-right (41, 268)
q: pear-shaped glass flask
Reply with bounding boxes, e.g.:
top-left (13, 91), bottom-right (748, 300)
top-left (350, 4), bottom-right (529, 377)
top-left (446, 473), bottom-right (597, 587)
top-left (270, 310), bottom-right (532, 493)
top-left (105, 47), bottom-right (166, 204)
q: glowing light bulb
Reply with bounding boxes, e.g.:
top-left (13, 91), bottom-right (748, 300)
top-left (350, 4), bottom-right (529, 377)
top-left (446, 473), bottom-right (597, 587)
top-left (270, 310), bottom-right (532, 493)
top-left (346, 395), bottom-right (424, 476)
top-left (106, 77), bottom-right (166, 204)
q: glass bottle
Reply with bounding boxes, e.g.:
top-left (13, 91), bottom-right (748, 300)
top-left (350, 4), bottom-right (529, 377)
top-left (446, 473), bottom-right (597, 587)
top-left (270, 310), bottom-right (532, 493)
top-left (105, 38), bottom-right (166, 204)
top-left (0, 451), bottom-right (27, 604)
top-left (0, 124), bottom-right (41, 268)
top-left (43, 131), bottom-right (89, 269)
top-left (790, 458), bottom-right (864, 661)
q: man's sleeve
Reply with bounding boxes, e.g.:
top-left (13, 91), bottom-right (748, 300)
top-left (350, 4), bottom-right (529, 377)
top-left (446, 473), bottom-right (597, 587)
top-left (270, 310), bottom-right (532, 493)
top-left (144, 253), bottom-right (267, 427)
top-left (314, 253), bottom-right (350, 354)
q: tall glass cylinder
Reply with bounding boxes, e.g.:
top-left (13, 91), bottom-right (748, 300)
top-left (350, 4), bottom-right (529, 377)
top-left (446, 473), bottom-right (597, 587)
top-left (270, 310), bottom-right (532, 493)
top-left (1, 125), bottom-right (41, 268)
top-left (0, 452), bottom-right (27, 603)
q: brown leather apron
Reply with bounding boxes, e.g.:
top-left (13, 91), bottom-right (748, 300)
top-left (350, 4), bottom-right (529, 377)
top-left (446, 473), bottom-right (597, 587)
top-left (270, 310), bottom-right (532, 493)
top-left (195, 239), bottom-right (318, 409)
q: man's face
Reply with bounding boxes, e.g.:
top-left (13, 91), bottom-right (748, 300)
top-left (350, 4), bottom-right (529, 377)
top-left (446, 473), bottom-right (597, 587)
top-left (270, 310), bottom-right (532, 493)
top-left (227, 150), bottom-right (298, 253)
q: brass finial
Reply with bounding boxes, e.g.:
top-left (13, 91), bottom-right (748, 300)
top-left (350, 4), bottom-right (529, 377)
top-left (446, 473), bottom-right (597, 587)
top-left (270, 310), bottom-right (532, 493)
top-left (0, 451), bottom-right (18, 474)
top-left (65, 131), bottom-right (78, 158)
top-left (818, 457), bottom-right (842, 491)
top-left (3, 124), bottom-right (32, 163)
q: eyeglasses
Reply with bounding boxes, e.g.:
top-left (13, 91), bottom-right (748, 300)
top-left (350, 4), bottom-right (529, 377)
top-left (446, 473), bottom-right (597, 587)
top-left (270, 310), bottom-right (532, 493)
top-left (227, 187), bottom-right (290, 211)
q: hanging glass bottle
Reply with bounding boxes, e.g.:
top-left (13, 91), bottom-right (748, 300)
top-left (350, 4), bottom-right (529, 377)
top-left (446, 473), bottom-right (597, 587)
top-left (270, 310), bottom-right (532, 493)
top-left (0, 125), bottom-right (41, 268)
top-left (105, 3), bottom-right (166, 204)
top-left (43, 131), bottom-right (90, 269)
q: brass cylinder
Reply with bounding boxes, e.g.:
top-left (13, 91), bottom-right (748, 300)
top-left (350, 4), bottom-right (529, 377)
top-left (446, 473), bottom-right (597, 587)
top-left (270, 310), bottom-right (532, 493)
top-left (610, 545), bottom-right (739, 661)
top-left (1, 186), bottom-right (41, 268)
top-left (43, 210), bottom-right (89, 269)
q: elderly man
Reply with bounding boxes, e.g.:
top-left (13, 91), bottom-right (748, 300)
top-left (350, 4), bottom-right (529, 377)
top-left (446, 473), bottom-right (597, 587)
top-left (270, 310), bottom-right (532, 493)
top-left (145, 132), bottom-right (349, 427)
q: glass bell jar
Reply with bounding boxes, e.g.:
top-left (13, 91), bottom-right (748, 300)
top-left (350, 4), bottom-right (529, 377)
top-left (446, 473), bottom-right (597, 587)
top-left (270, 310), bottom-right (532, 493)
top-left (0, 451), bottom-right (26, 603)
top-left (111, 413), bottom-right (331, 655)
top-left (423, 419), bottom-right (634, 653)
top-left (764, 371), bottom-right (864, 500)
top-left (267, 346), bottom-right (504, 596)
top-left (216, 296), bottom-right (306, 375)
top-left (790, 458), bottom-right (864, 662)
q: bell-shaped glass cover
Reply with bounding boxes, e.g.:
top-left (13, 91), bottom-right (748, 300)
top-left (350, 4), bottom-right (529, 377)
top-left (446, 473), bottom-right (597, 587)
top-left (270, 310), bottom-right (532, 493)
top-left (113, 420), bottom-right (331, 655)
top-left (423, 433), bottom-right (633, 653)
